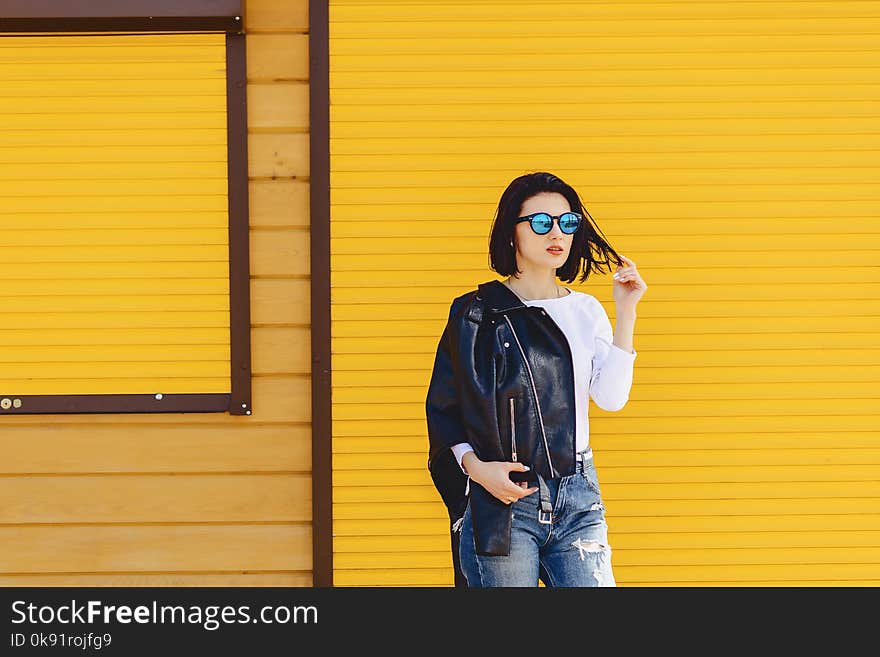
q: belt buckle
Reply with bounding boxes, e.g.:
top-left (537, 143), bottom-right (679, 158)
top-left (538, 510), bottom-right (552, 525)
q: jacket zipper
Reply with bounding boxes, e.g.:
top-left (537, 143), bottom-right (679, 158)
top-left (509, 397), bottom-right (517, 462)
top-left (502, 314), bottom-right (557, 478)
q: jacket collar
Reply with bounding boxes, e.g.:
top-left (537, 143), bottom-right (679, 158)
top-left (476, 279), bottom-right (526, 314)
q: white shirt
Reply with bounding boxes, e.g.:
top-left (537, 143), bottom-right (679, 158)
top-left (451, 287), bottom-right (637, 470)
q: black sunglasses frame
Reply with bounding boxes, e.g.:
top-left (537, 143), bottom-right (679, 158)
top-left (515, 211), bottom-right (583, 235)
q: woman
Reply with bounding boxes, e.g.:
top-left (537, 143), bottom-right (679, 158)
top-left (425, 171), bottom-right (647, 587)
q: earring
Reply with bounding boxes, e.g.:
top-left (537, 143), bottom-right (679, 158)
top-left (509, 240), bottom-right (514, 246)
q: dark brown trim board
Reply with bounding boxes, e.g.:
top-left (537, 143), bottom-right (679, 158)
top-left (226, 31), bottom-right (252, 416)
top-left (0, 394), bottom-right (230, 414)
top-left (0, 0), bottom-right (243, 32)
top-left (310, 0), bottom-right (333, 587)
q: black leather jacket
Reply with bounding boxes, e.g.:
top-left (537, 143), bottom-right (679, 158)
top-left (425, 279), bottom-right (579, 558)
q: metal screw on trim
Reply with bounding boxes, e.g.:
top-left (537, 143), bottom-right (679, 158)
top-left (235, 16), bottom-right (241, 20)
top-left (241, 403), bottom-right (247, 408)
top-left (13, 399), bottom-right (21, 408)
top-left (0, 398), bottom-right (10, 410)
top-left (246, 410), bottom-right (252, 415)
top-left (155, 393), bottom-right (163, 400)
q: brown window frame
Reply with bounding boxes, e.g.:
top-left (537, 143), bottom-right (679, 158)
top-left (0, 1), bottom-right (251, 415)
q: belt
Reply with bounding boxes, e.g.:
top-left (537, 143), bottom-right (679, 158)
top-left (534, 447), bottom-right (593, 525)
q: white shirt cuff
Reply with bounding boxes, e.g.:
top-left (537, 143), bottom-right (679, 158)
top-left (451, 443), bottom-right (474, 474)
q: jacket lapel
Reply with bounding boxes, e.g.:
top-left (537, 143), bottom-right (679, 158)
top-left (477, 279), bottom-right (525, 314)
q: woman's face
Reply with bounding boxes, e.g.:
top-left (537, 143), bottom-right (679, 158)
top-left (513, 192), bottom-right (575, 274)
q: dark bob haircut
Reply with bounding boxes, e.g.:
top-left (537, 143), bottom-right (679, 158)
top-left (488, 171), bottom-right (623, 284)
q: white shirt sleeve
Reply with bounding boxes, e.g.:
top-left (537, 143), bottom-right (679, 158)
top-left (451, 442), bottom-right (475, 473)
top-left (589, 299), bottom-right (637, 412)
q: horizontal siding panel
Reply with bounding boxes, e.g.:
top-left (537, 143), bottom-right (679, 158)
top-left (334, 530), bottom-right (880, 553)
top-left (333, 84), bottom-right (880, 105)
top-left (333, 267), bottom-right (880, 287)
top-left (614, 563), bottom-right (880, 583)
top-left (0, 162), bottom-right (226, 179)
top-left (333, 250), bottom-right (880, 271)
top-left (335, 468), bottom-right (880, 490)
top-left (329, 17), bottom-right (880, 39)
top-left (332, 51), bottom-right (880, 72)
top-left (0, 327), bottom-right (228, 346)
top-left (3, 195), bottom-right (227, 214)
top-left (0, 128), bottom-right (226, 148)
top-left (0, 278), bottom-right (228, 296)
top-left (334, 434), bottom-right (880, 454)
top-left (0, 146), bottom-right (226, 165)
top-left (332, 231), bottom-right (880, 255)
top-left (331, 301), bottom-right (880, 321)
top-left (334, 568), bottom-right (451, 586)
top-left (1, 95), bottom-right (226, 113)
top-left (332, 333), bottom-right (880, 354)
top-left (335, 497), bottom-right (880, 520)
top-left (5, 113), bottom-right (226, 130)
top-left (334, 459), bottom-right (880, 484)
top-left (334, 513), bottom-right (880, 536)
top-left (332, 399), bottom-right (879, 421)
top-left (331, 316), bottom-right (880, 338)
top-left (0, 573), bottom-right (313, 586)
top-left (334, 478), bottom-right (880, 500)
top-left (0, 63), bottom-right (225, 81)
top-left (0, 311), bottom-right (229, 330)
top-left (0, 525), bottom-right (311, 573)
top-left (0, 361), bottom-right (228, 380)
top-left (330, 3), bottom-right (880, 22)
top-left (4, 179), bottom-right (227, 196)
top-left (0, 79), bottom-right (225, 98)
top-left (331, 29), bottom-right (880, 54)
top-left (332, 101), bottom-right (880, 123)
top-left (334, 415), bottom-right (878, 437)
top-left (0, 474), bottom-right (310, 524)
top-left (332, 546), bottom-right (880, 569)
top-left (334, 564), bottom-right (880, 586)
top-left (3, 378), bottom-right (228, 395)
top-left (330, 117), bottom-right (880, 138)
top-left (330, 217), bottom-right (880, 236)
top-left (0, 295), bottom-right (229, 313)
top-left (333, 382), bottom-right (878, 403)
top-left (0, 424), bottom-right (311, 474)
top-left (1, 344), bottom-right (229, 362)
top-left (333, 366), bottom-right (880, 388)
top-left (0, 245), bottom-right (228, 263)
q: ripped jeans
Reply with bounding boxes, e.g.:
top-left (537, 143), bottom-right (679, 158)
top-left (459, 454), bottom-right (616, 587)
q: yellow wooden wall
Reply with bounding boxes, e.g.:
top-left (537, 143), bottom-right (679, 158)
top-left (0, 33), bottom-right (231, 396)
top-left (330, 1), bottom-right (880, 585)
top-left (0, 0), bottom-right (313, 586)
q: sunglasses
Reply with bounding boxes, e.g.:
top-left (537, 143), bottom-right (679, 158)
top-left (516, 211), bottom-right (582, 235)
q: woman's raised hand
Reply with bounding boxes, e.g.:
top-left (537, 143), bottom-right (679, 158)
top-left (611, 254), bottom-right (647, 312)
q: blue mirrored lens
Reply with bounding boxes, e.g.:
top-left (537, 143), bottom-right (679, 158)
top-left (530, 213), bottom-right (553, 234)
top-left (559, 212), bottom-right (580, 234)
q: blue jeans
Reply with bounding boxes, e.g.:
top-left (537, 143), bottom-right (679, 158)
top-left (459, 455), bottom-right (616, 587)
